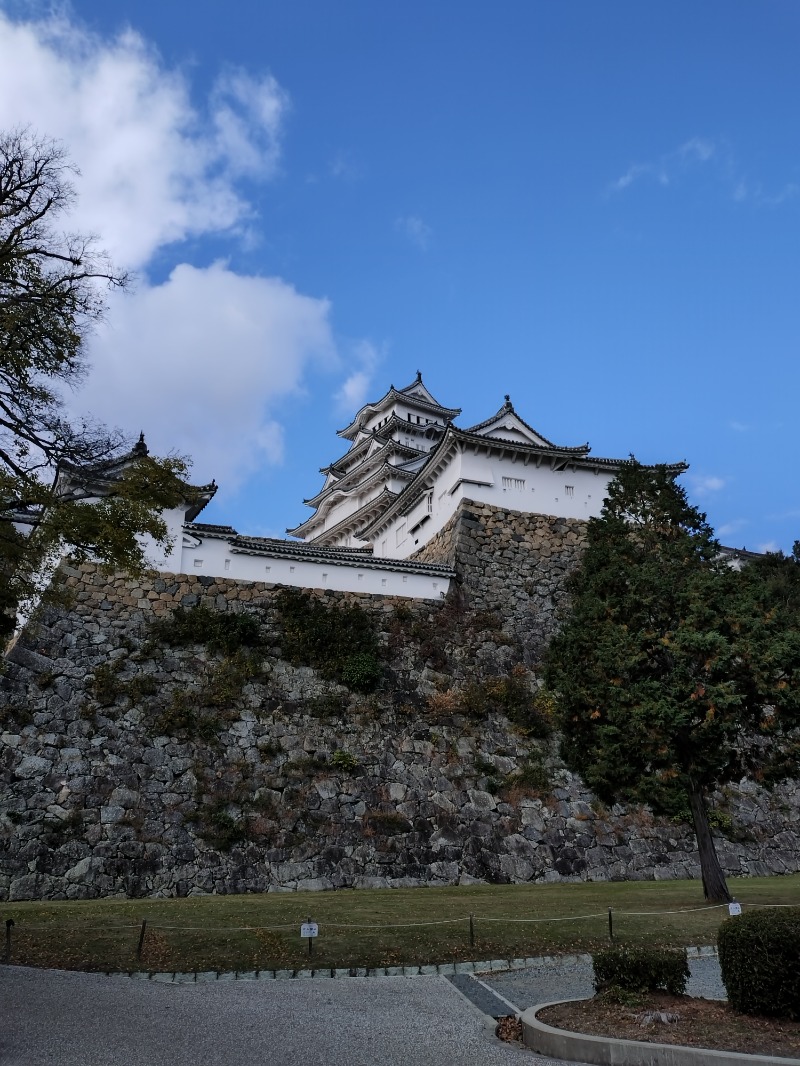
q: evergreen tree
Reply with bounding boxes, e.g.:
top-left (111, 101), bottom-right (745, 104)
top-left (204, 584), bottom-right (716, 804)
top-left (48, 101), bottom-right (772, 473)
top-left (543, 463), bottom-right (800, 902)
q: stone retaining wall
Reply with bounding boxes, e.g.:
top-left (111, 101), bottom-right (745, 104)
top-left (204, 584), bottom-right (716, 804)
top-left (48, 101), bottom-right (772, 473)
top-left (1, 505), bottom-right (798, 900)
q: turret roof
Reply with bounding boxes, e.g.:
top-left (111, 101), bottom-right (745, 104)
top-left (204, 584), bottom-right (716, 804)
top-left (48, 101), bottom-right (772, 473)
top-left (466, 396), bottom-right (589, 454)
top-left (357, 420), bottom-right (687, 541)
top-left (336, 372), bottom-right (460, 441)
top-left (56, 432), bottom-right (217, 521)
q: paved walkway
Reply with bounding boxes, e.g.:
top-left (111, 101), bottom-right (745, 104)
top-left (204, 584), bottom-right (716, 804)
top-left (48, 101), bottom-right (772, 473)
top-left (0, 965), bottom-right (569, 1066)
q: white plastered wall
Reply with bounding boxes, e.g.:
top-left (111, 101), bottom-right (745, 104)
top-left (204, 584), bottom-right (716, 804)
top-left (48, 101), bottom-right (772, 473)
top-left (179, 531), bottom-right (450, 599)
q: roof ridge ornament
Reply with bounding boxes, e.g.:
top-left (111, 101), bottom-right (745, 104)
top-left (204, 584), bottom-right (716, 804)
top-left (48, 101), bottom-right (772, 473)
top-left (132, 431), bottom-right (148, 456)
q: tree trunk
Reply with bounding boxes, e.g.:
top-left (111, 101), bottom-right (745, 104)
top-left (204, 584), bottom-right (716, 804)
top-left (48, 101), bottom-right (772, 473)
top-left (687, 786), bottom-right (732, 902)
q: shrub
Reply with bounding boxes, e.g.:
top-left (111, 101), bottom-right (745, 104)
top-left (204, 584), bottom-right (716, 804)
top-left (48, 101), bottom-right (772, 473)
top-left (718, 907), bottom-right (800, 1020)
top-left (276, 589), bottom-right (382, 691)
top-left (150, 604), bottom-right (263, 655)
top-left (331, 749), bottom-right (359, 772)
top-left (593, 946), bottom-right (689, 996)
top-left (340, 652), bottom-right (382, 693)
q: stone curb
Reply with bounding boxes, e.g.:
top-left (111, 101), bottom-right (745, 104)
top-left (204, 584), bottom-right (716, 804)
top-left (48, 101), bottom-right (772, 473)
top-left (103, 945), bottom-right (717, 983)
top-left (520, 998), bottom-right (799, 1066)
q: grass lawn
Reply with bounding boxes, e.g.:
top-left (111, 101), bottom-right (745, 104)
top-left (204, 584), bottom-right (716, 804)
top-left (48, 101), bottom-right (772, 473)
top-left (3, 875), bottom-right (798, 974)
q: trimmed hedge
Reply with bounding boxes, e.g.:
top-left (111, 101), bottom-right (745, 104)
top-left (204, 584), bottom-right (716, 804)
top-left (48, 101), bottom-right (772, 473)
top-left (718, 907), bottom-right (800, 1020)
top-left (593, 946), bottom-right (689, 996)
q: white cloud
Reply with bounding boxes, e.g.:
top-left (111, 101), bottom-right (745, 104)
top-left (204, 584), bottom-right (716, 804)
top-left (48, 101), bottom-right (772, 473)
top-left (78, 263), bottom-right (337, 491)
top-left (757, 541), bottom-right (780, 554)
top-left (717, 520), bottom-right (747, 539)
top-left (0, 11), bottom-right (288, 269)
top-left (0, 8), bottom-right (374, 495)
top-left (396, 214), bottom-right (432, 251)
top-left (334, 340), bottom-right (384, 415)
top-left (687, 474), bottom-right (726, 498)
top-left (608, 137), bottom-right (717, 196)
top-left (728, 420), bottom-right (750, 432)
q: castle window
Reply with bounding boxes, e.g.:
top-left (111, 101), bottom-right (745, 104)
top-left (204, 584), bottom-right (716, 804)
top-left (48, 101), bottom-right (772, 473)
top-left (427, 492), bottom-right (433, 513)
top-left (224, 559), bottom-right (231, 571)
top-left (381, 578), bottom-right (387, 587)
top-left (396, 523), bottom-right (406, 546)
top-left (193, 559), bottom-right (203, 568)
top-left (565, 485), bottom-right (574, 497)
top-left (502, 477), bottom-right (525, 491)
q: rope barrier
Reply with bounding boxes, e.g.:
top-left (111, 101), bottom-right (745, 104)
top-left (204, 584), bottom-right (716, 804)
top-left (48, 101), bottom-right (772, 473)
top-left (478, 912), bottom-right (607, 924)
top-left (8, 901), bottom-right (795, 936)
top-left (614, 904), bottom-right (729, 915)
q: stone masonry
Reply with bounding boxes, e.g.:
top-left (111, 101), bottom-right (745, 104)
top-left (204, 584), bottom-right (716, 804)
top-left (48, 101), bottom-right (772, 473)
top-left (1, 500), bottom-right (798, 900)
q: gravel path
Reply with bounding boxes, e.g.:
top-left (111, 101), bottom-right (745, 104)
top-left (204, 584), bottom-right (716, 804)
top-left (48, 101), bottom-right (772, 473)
top-left (482, 954), bottom-right (726, 1010)
top-left (0, 965), bottom-right (571, 1066)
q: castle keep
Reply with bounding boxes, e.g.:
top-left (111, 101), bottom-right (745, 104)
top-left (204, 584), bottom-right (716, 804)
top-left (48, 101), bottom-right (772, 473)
top-left (1, 377), bottom-right (797, 901)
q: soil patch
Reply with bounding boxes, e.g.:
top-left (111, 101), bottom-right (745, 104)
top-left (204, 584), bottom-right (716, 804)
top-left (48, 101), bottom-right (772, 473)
top-left (538, 993), bottom-right (800, 1060)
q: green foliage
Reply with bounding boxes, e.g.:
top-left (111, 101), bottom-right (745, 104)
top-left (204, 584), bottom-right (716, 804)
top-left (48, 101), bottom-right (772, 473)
top-left (150, 604), bottom-right (263, 655)
top-left (331, 749), bottom-right (359, 772)
top-left (151, 691), bottom-right (224, 743)
top-left (428, 666), bottom-right (552, 735)
top-left (593, 945), bottom-right (689, 996)
top-left (0, 130), bottom-right (193, 639)
top-left (543, 463), bottom-right (800, 900)
top-left (500, 755), bottom-right (552, 798)
top-left (88, 662), bottom-right (124, 706)
top-left (340, 651), bottom-right (382, 693)
top-left (276, 588), bottom-right (382, 691)
top-left (0, 701), bottom-right (32, 727)
top-left (306, 690), bottom-right (348, 719)
top-left (718, 908), bottom-right (800, 1020)
top-left (197, 800), bottom-right (249, 851)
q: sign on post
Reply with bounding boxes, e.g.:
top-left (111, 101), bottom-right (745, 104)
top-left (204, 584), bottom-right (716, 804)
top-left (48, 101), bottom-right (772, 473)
top-left (728, 901), bottom-right (742, 917)
top-left (301, 918), bottom-right (318, 959)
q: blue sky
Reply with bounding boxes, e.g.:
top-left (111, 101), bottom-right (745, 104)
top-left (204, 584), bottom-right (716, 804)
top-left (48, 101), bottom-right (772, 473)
top-left (2, 2), bottom-right (799, 551)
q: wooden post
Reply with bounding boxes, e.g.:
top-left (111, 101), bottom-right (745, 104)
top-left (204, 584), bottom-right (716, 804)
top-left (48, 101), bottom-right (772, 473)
top-left (136, 920), bottom-right (147, 962)
top-left (469, 914), bottom-right (475, 948)
top-left (608, 908), bottom-right (613, 940)
top-left (307, 916), bottom-right (313, 959)
top-left (4, 918), bottom-right (13, 963)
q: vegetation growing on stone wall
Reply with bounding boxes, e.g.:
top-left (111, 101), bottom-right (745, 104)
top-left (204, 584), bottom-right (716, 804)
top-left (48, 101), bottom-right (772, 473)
top-left (150, 691), bottom-right (226, 742)
top-left (425, 666), bottom-right (552, 736)
top-left (0, 701), bottom-right (33, 726)
top-left (499, 752), bottom-right (553, 801)
top-left (88, 661), bottom-right (124, 705)
top-left (331, 749), bottom-right (359, 772)
top-left (192, 767), bottom-right (276, 851)
top-left (149, 603), bottom-right (264, 655)
top-left (275, 588), bottom-right (382, 692)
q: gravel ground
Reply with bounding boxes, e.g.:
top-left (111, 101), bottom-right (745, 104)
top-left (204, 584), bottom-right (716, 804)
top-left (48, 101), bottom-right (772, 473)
top-left (0, 966), bottom-right (572, 1066)
top-left (482, 954), bottom-right (726, 1010)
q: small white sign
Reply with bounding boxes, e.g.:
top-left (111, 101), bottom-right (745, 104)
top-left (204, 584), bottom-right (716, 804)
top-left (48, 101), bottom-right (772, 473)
top-left (301, 922), bottom-right (319, 938)
top-left (728, 902), bottom-right (742, 917)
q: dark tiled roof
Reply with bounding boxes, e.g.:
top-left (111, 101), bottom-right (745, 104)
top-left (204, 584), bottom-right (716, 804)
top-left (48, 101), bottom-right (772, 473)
top-left (187, 527), bottom-right (454, 577)
top-left (464, 398), bottom-right (588, 452)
